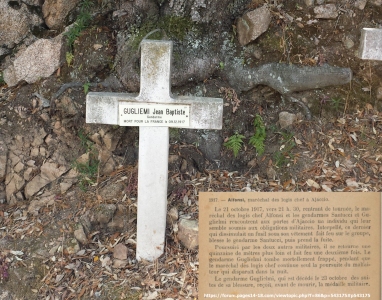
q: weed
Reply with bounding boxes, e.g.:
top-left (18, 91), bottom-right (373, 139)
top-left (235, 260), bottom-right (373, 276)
top-left (224, 132), bottom-right (245, 158)
top-left (74, 130), bottom-right (99, 191)
top-left (249, 114), bottom-right (266, 156)
top-left (0, 72), bottom-right (5, 86)
top-left (64, 0), bottom-right (93, 51)
top-left (331, 97), bottom-right (344, 112)
top-left (66, 52), bottom-right (74, 66)
top-left (83, 82), bottom-right (90, 94)
top-left (274, 131), bottom-right (296, 167)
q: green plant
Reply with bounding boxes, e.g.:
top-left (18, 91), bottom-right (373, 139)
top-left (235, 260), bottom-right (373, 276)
top-left (66, 52), bottom-right (74, 66)
top-left (0, 72), bottom-right (4, 84)
top-left (274, 131), bottom-right (296, 167)
top-left (249, 114), bottom-right (266, 155)
top-left (74, 130), bottom-right (99, 191)
top-left (331, 97), bottom-right (344, 111)
top-left (83, 82), bottom-right (90, 94)
top-left (224, 132), bottom-right (245, 158)
top-left (64, 0), bottom-right (93, 51)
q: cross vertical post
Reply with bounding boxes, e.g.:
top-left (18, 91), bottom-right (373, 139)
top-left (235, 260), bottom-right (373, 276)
top-left (136, 41), bottom-right (172, 261)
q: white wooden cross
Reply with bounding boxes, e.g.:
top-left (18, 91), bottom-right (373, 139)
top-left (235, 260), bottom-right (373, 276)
top-left (86, 40), bottom-right (223, 261)
top-left (359, 28), bottom-right (382, 61)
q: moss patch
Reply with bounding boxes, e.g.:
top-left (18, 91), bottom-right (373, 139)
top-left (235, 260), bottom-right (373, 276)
top-left (128, 15), bottom-right (200, 50)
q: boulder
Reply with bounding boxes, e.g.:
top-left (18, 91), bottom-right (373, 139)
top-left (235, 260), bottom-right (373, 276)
top-left (24, 160), bottom-right (68, 198)
top-left (0, 1), bottom-right (42, 49)
top-left (42, 0), bottom-right (81, 30)
top-left (3, 35), bottom-right (64, 87)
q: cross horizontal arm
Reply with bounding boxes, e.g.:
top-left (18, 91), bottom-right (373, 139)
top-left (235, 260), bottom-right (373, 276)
top-left (86, 92), bottom-right (223, 129)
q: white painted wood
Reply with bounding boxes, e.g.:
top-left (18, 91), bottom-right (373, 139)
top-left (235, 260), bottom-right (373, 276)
top-left (86, 40), bottom-right (223, 261)
top-left (359, 28), bottom-right (382, 61)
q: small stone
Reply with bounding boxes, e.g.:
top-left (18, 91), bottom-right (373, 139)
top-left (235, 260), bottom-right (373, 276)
top-left (343, 37), bottom-right (355, 49)
top-left (76, 152), bottom-right (89, 164)
top-left (314, 4), bottom-right (338, 19)
top-left (304, 0), bottom-right (314, 6)
top-left (107, 215), bottom-right (126, 232)
top-left (354, 0), bottom-right (367, 9)
top-left (24, 167), bottom-right (34, 181)
top-left (30, 147), bottom-right (39, 157)
top-left (40, 112), bottom-right (50, 122)
top-left (177, 219), bottom-right (198, 250)
top-left (89, 133), bottom-right (102, 145)
top-left (180, 159), bottom-right (188, 173)
top-left (65, 238), bottom-right (80, 255)
top-left (278, 111), bottom-right (297, 129)
top-left (28, 194), bottom-right (55, 216)
top-left (94, 204), bottom-right (116, 224)
top-left (103, 133), bottom-right (118, 151)
top-left (60, 180), bottom-right (74, 194)
top-left (13, 162), bottom-right (24, 173)
top-left (0, 191), bottom-right (5, 204)
top-left (266, 166), bottom-right (277, 180)
top-left (113, 243), bottom-right (128, 260)
top-left (15, 192), bottom-right (24, 201)
top-left (247, 158), bottom-right (257, 167)
top-left (74, 224), bottom-right (88, 245)
top-left (167, 207), bottom-right (178, 225)
top-left (236, 5), bottom-right (271, 46)
top-left (26, 160), bottom-right (36, 167)
top-left (40, 147), bottom-right (47, 157)
top-left (113, 259), bottom-right (127, 268)
top-left (99, 182), bottom-right (124, 200)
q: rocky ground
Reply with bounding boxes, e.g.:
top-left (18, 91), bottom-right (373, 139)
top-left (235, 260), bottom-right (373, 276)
top-left (1, 0), bottom-right (382, 299)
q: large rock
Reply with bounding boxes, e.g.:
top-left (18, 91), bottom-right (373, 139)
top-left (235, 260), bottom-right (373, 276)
top-left (43, 0), bottom-right (81, 30)
top-left (0, 1), bottom-right (42, 49)
top-left (3, 35), bottom-right (64, 87)
top-left (5, 172), bottom-right (25, 204)
top-left (24, 160), bottom-right (68, 198)
top-left (236, 5), bottom-right (271, 46)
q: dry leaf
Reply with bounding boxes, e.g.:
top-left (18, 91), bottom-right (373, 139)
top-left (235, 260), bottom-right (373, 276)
top-left (306, 179), bottom-right (320, 189)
